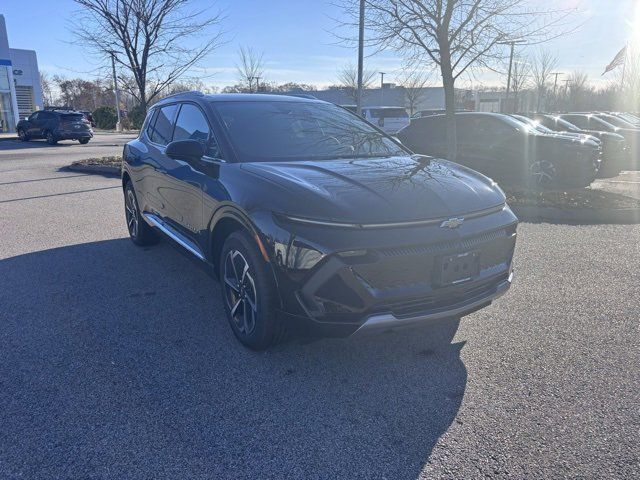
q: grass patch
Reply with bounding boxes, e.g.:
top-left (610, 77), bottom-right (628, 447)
top-left (72, 156), bottom-right (122, 167)
top-left (505, 187), bottom-right (640, 210)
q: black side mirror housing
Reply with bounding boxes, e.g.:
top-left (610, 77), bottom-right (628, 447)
top-left (165, 139), bottom-right (205, 162)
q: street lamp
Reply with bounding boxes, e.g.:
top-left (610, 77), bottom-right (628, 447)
top-left (379, 71), bottom-right (386, 105)
top-left (498, 39), bottom-right (526, 113)
top-left (107, 50), bottom-right (122, 132)
top-left (356, 0), bottom-right (365, 116)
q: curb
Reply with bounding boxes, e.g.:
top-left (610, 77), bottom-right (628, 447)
top-left (0, 136), bottom-right (18, 142)
top-left (65, 163), bottom-right (121, 177)
top-left (511, 204), bottom-right (640, 224)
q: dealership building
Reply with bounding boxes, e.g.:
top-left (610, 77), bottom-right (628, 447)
top-left (0, 14), bottom-right (43, 134)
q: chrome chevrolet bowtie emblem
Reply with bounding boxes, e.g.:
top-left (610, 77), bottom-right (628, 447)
top-left (440, 217), bottom-right (464, 229)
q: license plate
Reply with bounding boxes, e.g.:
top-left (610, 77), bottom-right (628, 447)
top-left (437, 251), bottom-right (480, 286)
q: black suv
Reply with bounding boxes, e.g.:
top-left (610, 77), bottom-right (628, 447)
top-left (122, 93), bottom-right (517, 350)
top-left (17, 109), bottom-right (93, 145)
top-left (526, 113), bottom-right (628, 174)
top-left (398, 112), bottom-right (601, 188)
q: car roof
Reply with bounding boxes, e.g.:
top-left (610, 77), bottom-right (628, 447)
top-left (154, 92), bottom-right (326, 106)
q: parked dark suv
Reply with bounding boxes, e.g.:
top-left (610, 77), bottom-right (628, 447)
top-left (17, 109), bottom-right (93, 145)
top-left (526, 113), bottom-right (628, 174)
top-left (398, 112), bottom-right (601, 188)
top-left (122, 93), bottom-right (517, 349)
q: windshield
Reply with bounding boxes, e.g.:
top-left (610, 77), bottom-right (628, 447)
top-left (547, 116), bottom-right (581, 132)
top-left (600, 115), bottom-right (635, 129)
top-left (213, 101), bottom-right (406, 162)
top-left (512, 115), bottom-right (554, 134)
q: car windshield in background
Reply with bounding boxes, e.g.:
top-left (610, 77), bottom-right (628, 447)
top-left (551, 116), bottom-right (581, 132)
top-left (213, 101), bottom-right (406, 162)
top-left (369, 108), bottom-right (409, 119)
top-left (601, 115), bottom-right (635, 128)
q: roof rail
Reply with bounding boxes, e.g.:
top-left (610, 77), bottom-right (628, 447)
top-left (160, 90), bottom-right (205, 101)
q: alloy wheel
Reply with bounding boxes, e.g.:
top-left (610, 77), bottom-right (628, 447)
top-left (223, 250), bottom-right (258, 335)
top-left (125, 189), bottom-right (139, 238)
top-left (530, 160), bottom-right (557, 187)
top-left (18, 129), bottom-right (26, 140)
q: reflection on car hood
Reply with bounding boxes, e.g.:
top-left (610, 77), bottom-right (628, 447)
top-left (241, 156), bottom-right (505, 223)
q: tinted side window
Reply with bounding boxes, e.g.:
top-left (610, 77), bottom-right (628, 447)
top-left (149, 104), bottom-right (178, 146)
top-left (173, 104), bottom-right (220, 157)
top-left (144, 109), bottom-right (159, 139)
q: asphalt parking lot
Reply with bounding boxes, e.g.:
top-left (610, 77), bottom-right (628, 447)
top-left (0, 137), bottom-right (639, 479)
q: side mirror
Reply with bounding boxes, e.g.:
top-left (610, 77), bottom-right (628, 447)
top-left (165, 139), bottom-right (205, 162)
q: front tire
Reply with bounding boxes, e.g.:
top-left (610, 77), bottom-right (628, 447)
top-left (79, 138), bottom-right (90, 145)
top-left (18, 128), bottom-right (29, 141)
top-left (219, 231), bottom-right (285, 350)
top-left (529, 160), bottom-right (557, 189)
top-left (124, 181), bottom-right (157, 246)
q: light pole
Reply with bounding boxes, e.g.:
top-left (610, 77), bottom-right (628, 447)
top-left (499, 39), bottom-right (526, 113)
top-left (109, 51), bottom-right (122, 132)
top-left (551, 72), bottom-right (562, 112)
top-left (356, 0), bottom-right (365, 116)
top-left (379, 72), bottom-right (385, 105)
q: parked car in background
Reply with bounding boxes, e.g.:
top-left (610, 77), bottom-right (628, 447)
top-left (122, 93), bottom-right (517, 350)
top-left (16, 109), bottom-right (93, 145)
top-left (528, 113), bottom-right (628, 175)
top-left (511, 114), bottom-right (601, 144)
top-left (398, 112), bottom-right (601, 188)
top-left (608, 112), bottom-right (640, 128)
top-left (560, 113), bottom-right (640, 165)
top-left (361, 106), bottom-right (410, 133)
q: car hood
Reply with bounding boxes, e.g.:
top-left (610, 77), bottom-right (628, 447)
top-left (241, 156), bottom-right (505, 224)
top-left (535, 133), bottom-right (599, 148)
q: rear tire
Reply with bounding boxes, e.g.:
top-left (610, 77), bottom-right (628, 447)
top-left (124, 181), bottom-right (157, 246)
top-left (219, 231), bottom-right (285, 350)
top-left (45, 131), bottom-right (57, 145)
top-left (79, 138), bottom-right (90, 145)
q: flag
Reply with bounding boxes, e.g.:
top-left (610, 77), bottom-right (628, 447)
top-left (602, 46), bottom-right (627, 75)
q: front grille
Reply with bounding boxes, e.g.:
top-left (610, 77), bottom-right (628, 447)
top-left (385, 272), bottom-right (509, 318)
top-left (353, 228), bottom-right (513, 290)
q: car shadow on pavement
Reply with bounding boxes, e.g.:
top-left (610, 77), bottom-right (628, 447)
top-left (0, 140), bottom-right (79, 150)
top-left (0, 238), bottom-right (467, 479)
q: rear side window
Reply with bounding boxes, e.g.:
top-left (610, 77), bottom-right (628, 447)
top-left (60, 114), bottom-right (84, 121)
top-left (149, 104), bottom-right (178, 146)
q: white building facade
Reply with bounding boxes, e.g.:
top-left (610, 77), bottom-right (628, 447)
top-left (0, 15), bottom-right (43, 133)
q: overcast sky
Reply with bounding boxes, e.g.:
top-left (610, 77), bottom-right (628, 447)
top-left (2, 0), bottom-right (637, 90)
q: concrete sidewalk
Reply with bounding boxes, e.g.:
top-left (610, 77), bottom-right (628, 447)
top-left (0, 133), bottom-right (17, 141)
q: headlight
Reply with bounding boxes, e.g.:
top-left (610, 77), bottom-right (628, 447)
top-left (273, 239), bottom-right (325, 270)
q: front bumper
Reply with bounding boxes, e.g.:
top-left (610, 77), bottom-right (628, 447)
top-left (269, 213), bottom-right (517, 337)
top-left (352, 272), bottom-right (512, 335)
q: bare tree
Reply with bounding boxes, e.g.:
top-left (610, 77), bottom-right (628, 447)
top-left (398, 69), bottom-right (429, 115)
top-left (71, 0), bottom-right (225, 112)
top-left (40, 72), bottom-right (54, 106)
top-left (531, 49), bottom-right (558, 112)
top-left (338, 0), bottom-right (575, 160)
top-left (337, 64), bottom-right (377, 102)
top-left (236, 47), bottom-right (266, 92)
top-left (566, 70), bottom-right (590, 111)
